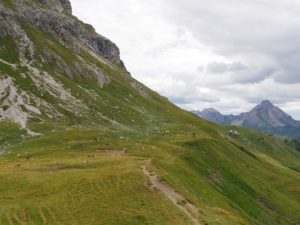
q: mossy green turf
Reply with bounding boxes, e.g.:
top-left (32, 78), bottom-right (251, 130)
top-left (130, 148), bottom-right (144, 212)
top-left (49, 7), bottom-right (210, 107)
top-left (0, 124), bottom-right (299, 225)
top-left (0, 13), bottom-right (299, 224)
top-left (0, 0), bottom-right (15, 10)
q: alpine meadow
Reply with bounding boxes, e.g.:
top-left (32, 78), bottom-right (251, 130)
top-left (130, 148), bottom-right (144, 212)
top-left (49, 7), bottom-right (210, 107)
top-left (0, 0), bottom-right (299, 225)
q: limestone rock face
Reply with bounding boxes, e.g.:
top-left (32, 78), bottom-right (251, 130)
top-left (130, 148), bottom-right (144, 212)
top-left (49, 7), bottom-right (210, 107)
top-left (36, 0), bottom-right (72, 14)
top-left (0, 0), bottom-right (134, 132)
top-left (0, 0), bottom-right (125, 68)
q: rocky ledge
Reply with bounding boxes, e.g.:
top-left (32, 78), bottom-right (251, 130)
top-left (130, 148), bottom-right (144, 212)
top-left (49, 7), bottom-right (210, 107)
top-left (0, 0), bottom-right (125, 68)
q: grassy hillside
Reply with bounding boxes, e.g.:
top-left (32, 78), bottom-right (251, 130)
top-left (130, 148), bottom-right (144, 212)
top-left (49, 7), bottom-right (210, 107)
top-left (0, 24), bottom-right (197, 134)
top-left (0, 1), bottom-right (299, 224)
top-left (0, 121), bottom-right (299, 225)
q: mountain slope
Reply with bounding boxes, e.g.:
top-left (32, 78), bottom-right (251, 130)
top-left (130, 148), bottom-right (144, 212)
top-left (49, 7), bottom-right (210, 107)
top-left (0, 0), bottom-right (195, 135)
top-left (0, 1), bottom-right (300, 225)
top-left (194, 100), bottom-right (300, 140)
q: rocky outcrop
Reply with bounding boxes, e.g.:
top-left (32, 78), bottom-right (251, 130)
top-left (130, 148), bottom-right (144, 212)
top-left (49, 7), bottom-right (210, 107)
top-left (0, 0), bottom-right (125, 68)
top-left (0, 75), bottom-right (41, 129)
top-left (36, 0), bottom-right (72, 14)
top-left (0, 0), bottom-right (128, 131)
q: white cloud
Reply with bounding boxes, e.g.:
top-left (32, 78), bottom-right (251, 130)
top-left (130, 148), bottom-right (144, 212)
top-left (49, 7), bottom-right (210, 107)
top-left (71, 0), bottom-right (300, 119)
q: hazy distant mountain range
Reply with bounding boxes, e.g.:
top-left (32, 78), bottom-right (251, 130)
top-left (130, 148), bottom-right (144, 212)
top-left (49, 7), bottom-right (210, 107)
top-left (193, 100), bottom-right (300, 140)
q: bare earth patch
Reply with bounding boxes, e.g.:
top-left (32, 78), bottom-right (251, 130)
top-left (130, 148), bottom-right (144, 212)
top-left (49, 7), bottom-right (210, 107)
top-left (142, 159), bottom-right (202, 225)
top-left (98, 149), bottom-right (126, 157)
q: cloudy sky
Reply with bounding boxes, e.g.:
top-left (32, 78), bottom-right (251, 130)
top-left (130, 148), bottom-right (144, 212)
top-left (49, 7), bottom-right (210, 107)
top-left (71, 0), bottom-right (300, 119)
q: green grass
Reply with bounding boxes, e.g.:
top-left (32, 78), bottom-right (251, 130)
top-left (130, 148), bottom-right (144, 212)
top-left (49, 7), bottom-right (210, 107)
top-left (0, 130), bottom-right (193, 225)
top-left (0, 36), bottom-right (19, 63)
top-left (24, 26), bottom-right (78, 66)
top-left (0, 122), bottom-right (25, 150)
top-left (0, 22), bottom-right (299, 225)
top-left (0, 126), bottom-right (299, 225)
top-left (0, 0), bottom-right (15, 10)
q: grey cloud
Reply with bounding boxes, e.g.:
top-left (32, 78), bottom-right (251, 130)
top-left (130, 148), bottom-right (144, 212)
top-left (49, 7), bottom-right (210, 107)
top-left (231, 62), bottom-right (248, 71)
top-left (274, 52), bottom-right (300, 83)
top-left (206, 62), bottom-right (229, 74)
top-left (218, 82), bottom-right (300, 106)
top-left (163, 0), bottom-right (300, 84)
top-left (231, 67), bottom-right (275, 84)
top-left (71, 0), bottom-right (300, 119)
top-left (206, 61), bottom-right (248, 74)
top-left (204, 61), bottom-right (274, 84)
top-left (169, 91), bottom-right (220, 105)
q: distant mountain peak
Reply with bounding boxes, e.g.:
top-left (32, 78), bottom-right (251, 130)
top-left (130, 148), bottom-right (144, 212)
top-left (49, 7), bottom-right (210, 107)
top-left (202, 108), bottom-right (220, 113)
top-left (260, 100), bottom-right (273, 106)
top-left (252, 100), bottom-right (277, 112)
top-left (193, 100), bottom-right (300, 139)
top-left (192, 108), bottom-right (235, 125)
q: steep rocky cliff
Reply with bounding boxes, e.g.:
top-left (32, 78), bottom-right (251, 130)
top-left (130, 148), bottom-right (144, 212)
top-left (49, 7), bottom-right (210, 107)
top-left (0, 0), bottom-right (124, 68)
top-left (0, 0), bottom-right (163, 134)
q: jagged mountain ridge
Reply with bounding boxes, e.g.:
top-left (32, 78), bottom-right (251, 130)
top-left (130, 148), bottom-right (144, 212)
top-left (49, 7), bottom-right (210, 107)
top-left (193, 100), bottom-right (300, 139)
top-left (194, 108), bottom-right (235, 125)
